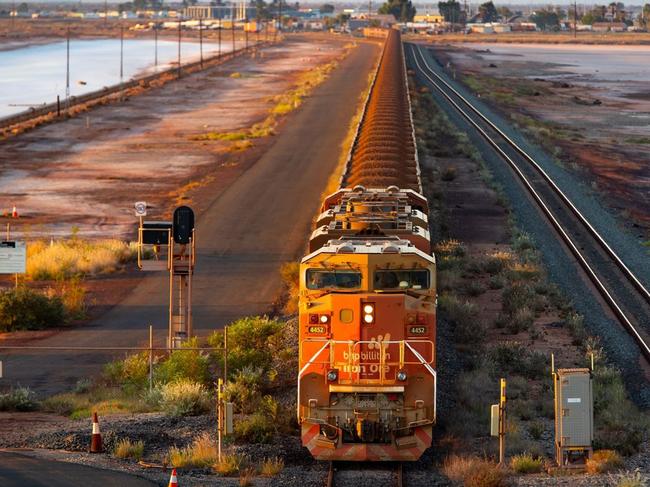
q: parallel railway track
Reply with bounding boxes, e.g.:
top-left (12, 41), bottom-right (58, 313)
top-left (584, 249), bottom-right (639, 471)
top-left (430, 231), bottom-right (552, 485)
top-left (326, 462), bottom-right (404, 487)
top-left (407, 42), bottom-right (650, 366)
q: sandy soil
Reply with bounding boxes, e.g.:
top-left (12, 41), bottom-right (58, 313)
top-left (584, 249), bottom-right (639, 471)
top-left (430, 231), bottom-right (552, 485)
top-left (440, 43), bottom-right (650, 236)
top-left (0, 36), bottom-right (349, 241)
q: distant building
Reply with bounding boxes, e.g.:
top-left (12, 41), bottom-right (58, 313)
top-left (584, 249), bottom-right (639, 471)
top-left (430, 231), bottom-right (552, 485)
top-left (592, 21), bottom-right (626, 32)
top-left (413, 13), bottom-right (444, 24)
top-left (184, 5), bottom-right (256, 20)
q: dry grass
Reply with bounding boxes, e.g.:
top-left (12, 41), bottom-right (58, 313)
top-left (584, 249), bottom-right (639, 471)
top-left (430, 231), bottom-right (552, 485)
top-left (443, 455), bottom-right (509, 487)
top-left (27, 239), bottom-right (136, 280)
top-left (615, 471), bottom-right (646, 487)
top-left (159, 379), bottom-right (211, 417)
top-left (260, 457), bottom-right (284, 476)
top-left (168, 433), bottom-right (218, 468)
top-left (114, 438), bottom-right (145, 461)
top-left (239, 467), bottom-right (256, 486)
top-left (279, 262), bottom-right (300, 314)
top-left (586, 450), bottom-right (623, 474)
top-left (213, 453), bottom-right (246, 476)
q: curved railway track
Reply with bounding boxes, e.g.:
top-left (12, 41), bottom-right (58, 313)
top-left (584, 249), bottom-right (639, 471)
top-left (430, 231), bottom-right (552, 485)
top-left (326, 461), bottom-right (404, 487)
top-left (407, 42), bottom-right (650, 367)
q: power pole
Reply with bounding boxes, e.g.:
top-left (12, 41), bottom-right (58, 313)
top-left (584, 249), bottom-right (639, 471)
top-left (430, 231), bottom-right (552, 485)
top-left (119, 24), bottom-right (124, 100)
top-left (278, 0), bottom-right (282, 32)
top-left (232, 5), bottom-right (235, 53)
top-left (218, 14), bottom-right (222, 57)
top-left (154, 24), bottom-right (158, 69)
top-left (104, 0), bottom-right (108, 27)
top-left (368, 0), bottom-right (371, 24)
top-left (65, 28), bottom-right (70, 112)
top-left (199, 18), bottom-right (203, 67)
top-left (177, 18), bottom-right (182, 78)
top-left (574, 0), bottom-right (578, 38)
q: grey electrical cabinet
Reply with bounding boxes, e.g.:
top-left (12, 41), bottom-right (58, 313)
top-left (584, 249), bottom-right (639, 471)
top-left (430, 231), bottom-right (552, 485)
top-left (554, 368), bottom-right (593, 467)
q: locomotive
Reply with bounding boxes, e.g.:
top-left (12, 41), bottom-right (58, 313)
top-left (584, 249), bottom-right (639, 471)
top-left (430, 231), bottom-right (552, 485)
top-left (297, 30), bottom-right (437, 462)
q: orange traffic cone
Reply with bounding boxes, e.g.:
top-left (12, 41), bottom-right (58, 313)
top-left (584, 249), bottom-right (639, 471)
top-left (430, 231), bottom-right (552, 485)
top-left (168, 468), bottom-right (178, 487)
top-left (90, 412), bottom-right (103, 453)
top-left (11, 206), bottom-right (18, 218)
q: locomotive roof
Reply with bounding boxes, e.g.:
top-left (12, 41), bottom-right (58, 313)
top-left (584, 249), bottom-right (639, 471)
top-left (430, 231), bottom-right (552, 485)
top-left (301, 238), bottom-right (436, 265)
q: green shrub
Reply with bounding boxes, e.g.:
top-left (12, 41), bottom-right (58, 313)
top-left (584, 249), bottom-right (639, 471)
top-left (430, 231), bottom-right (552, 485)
top-left (506, 307), bottom-right (534, 334)
top-left (160, 379), bottom-right (211, 417)
top-left (155, 338), bottom-right (210, 385)
top-left (103, 352), bottom-right (149, 392)
top-left (234, 413), bottom-right (276, 444)
top-left (615, 471), bottom-right (645, 487)
top-left (511, 453), bottom-right (543, 474)
top-left (0, 287), bottom-right (65, 331)
top-left (489, 342), bottom-right (547, 380)
top-left (501, 284), bottom-right (535, 316)
top-left (593, 366), bottom-right (646, 455)
top-left (438, 294), bottom-right (484, 346)
top-left (528, 421), bottom-right (545, 441)
top-left (208, 316), bottom-right (284, 377)
top-left (114, 438), bottom-right (145, 460)
top-left (224, 366), bottom-right (265, 414)
top-left (0, 387), bottom-right (39, 411)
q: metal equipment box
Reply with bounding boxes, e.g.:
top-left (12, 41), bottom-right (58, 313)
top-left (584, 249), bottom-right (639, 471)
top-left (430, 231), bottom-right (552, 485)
top-left (554, 368), bottom-right (593, 467)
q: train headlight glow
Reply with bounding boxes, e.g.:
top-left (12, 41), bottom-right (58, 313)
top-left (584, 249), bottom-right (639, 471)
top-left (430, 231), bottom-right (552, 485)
top-left (396, 370), bottom-right (408, 382)
top-left (320, 314), bottom-right (330, 324)
top-left (327, 369), bottom-right (339, 382)
top-left (362, 303), bottom-right (375, 324)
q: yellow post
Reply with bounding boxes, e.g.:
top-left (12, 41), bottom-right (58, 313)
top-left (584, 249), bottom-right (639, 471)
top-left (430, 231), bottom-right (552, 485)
top-left (499, 378), bottom-right (506, 465)
top-left (217, 377), bottom-right (223, 463)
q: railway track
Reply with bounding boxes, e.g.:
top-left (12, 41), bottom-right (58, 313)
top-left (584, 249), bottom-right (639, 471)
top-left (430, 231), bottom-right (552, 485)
top-left (326, 462), bottom-right (404, 487)
top-left (341, 29), bottom-right (421, 192)
top-left (407, 42), bottom-right (650, 367)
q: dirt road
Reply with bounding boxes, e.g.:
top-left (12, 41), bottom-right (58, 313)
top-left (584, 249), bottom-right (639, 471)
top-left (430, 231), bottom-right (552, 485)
top-left (0, 38), bottom-right (381, 395)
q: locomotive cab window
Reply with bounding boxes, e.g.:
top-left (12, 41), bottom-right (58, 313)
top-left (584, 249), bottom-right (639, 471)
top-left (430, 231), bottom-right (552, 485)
top-left (306, 269), bottom-right (362, 290)
top-left (374, 269), bottom-right (429, 290)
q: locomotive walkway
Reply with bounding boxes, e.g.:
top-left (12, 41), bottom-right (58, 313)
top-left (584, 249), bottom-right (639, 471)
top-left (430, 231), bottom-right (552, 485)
top-left (1, 40), bottom-right (381, 395)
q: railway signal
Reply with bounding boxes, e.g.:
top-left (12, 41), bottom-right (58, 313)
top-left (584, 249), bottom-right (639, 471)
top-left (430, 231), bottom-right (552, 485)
top-left (490, 378), bottom-right (506, 465)
top-left (136, 205), bottom-right (196, 348)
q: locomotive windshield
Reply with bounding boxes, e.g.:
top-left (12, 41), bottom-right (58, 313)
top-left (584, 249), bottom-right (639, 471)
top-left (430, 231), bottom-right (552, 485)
top-left (374, 269), bottom-right (429, 290)
top-left (306, 269), bottom-right (362, 290)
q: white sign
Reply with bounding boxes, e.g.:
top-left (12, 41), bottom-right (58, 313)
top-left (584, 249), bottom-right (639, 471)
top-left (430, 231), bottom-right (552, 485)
top-left (0, 241), bottom-right (26, 274)
top-left (567, 398), bottom-right (582, 404)
top-left (134, 201), bottom-right (147, 217)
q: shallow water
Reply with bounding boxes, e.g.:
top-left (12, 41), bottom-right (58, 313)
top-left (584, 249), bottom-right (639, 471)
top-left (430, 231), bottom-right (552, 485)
top-left (454, 43), bottom-right (650, 83)
top-left (0, 38), bottom-right (223, 118)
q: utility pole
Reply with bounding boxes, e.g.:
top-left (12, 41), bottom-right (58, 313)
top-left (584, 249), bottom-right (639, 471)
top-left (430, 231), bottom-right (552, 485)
top-left (232, 5), bottom-right (235, 53)
top-left (199, 18), bottom-right (203, 68)
top-left (104, 0), bottom-right (108, 27)
top-left (154, 24), bottom-right (158, 69)
top-left (574, 0), bottom-right (578, 38)
top-left (278, 0), bottom-right (282, 32)
top-left (177, 18), bottom-right (182, 78)
top-left (368, 0), bottom-right (371, 24)
top-left (119, 25), bottom-right (124, 100)
top-left (218, 15), bottom-right (222, 57)
top-left (244, 10), bottom-right (248, 51)
top-left (65, 28), bottom-right (70, 113)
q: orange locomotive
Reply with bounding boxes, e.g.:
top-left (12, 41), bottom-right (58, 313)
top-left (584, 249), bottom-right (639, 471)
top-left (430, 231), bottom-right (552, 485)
top-left (297, 30), bottom-right (437, 462)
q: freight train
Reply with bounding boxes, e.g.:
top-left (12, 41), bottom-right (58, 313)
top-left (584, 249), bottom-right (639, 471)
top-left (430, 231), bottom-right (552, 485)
top-left (297, 30), bottom-right (437, 462)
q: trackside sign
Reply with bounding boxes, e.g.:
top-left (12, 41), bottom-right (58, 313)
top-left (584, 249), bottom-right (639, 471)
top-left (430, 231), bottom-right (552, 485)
top-left (0, 241), bottom-right (26, 274)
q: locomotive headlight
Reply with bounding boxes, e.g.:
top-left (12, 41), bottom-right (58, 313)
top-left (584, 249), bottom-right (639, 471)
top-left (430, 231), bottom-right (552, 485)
top-left (396, 370), bottom-right (408, 382)
top-left (362, 303), bottom-right (375, 324)
top-left (327, 369), bottom-right (339, 382)
top-left (319, 314), bottom-right (330, 324)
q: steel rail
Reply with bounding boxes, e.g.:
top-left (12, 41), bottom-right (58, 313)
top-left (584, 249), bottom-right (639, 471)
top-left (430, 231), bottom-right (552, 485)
top-left (410, 43), bottom-right (650, 306)
top-left (408, 43), bottom-right (650, 363)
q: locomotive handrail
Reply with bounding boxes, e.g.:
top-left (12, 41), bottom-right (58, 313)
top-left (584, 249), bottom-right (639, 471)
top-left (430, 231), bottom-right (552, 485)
top-left (300, 339), bottom-right (435, 385)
